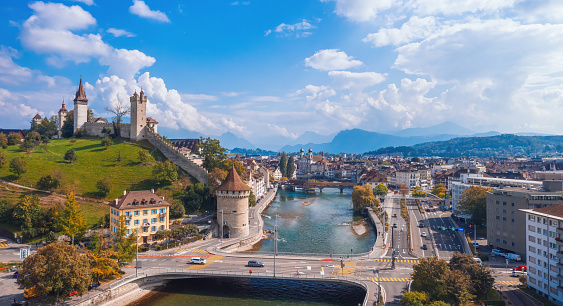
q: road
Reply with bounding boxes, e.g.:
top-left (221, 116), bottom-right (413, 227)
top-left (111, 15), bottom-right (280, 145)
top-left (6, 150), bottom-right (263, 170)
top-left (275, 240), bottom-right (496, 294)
top-left (407, 197), bottom-right (434, 258)
top-left (418, 198), bottom-right (464, 259)
top-left (384, 195), bottom-right (410, 259)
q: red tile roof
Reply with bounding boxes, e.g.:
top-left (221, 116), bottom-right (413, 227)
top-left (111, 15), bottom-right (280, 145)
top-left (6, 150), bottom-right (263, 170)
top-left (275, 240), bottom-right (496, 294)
top-left (74, 78), bottom-right (88, 102)
top-left (109, 190), bottom-right (171, 210)
top-left (217, 167), bottom-right (251, 191)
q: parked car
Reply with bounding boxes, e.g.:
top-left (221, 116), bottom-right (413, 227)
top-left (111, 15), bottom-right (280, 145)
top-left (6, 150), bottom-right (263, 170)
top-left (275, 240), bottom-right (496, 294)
top-left (491, 249), bottom-right (503, 256)
top-left (512, 270), bottom-right (527, 277)
top-left (190, 257), bottom-right (207, 265)
top-left (505, 253), bottom-right (522, 261)
top-left (392, 223), bottom-right (398, 228)
top-left (422, 244), bottom-right (428, 250)
top-left (472, 241), bottom-right (480, 249)
top-left (418, 223), bottom-right (424, 228)
top-left (12, 271), bottom-right (19, 278)
top-left (393, 214), bottom-right (397, 218)
top-left (513, 265), bottom-right (527, 272)
top-left (473, 257), bottom-right (482, 265)
top-left (248, 260), bottom-right (265, 267)
top-left (421, 232), bottom-right (427, 237)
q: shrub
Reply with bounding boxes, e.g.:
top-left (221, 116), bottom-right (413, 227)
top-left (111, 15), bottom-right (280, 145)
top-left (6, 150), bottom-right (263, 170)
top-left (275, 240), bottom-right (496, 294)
top-left (96, 177), bottom-right (113, 197)
top-left (64, 148), bottom-right (77, 163)
top-left (101, 137), bottom-right (112, 149)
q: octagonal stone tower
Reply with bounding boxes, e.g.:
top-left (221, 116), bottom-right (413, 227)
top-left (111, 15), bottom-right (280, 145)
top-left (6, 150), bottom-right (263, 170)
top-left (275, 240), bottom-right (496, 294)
top-left (216, 167), bottom-right (250, 238)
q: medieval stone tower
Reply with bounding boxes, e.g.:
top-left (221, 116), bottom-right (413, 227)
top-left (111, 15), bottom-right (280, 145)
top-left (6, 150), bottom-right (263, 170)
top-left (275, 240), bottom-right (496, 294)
top-left (216, 167), bottom-right (251, 238)
top-left (73, 78), bottom-right (88, 131)
top-left (57, 99), bottom-right (68, 138)
top-left (130, 89), bottom-right (147, 141)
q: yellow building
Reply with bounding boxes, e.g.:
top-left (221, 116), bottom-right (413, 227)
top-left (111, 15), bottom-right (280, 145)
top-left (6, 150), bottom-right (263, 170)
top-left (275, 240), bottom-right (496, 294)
top-left (109, 190), bottom-right (171, 244)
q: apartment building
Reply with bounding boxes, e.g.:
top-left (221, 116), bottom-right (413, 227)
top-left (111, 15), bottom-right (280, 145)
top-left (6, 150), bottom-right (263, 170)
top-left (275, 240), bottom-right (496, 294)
top-left (487, 181), bottom-right (563, 255)
top-left (522, 204), bottom-right (563, 304)
top-left (109, 190), bottom-right (171, 244)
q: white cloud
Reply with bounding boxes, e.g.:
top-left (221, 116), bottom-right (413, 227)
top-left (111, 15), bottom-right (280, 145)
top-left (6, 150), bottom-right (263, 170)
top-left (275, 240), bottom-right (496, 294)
top-left (0, 46), bottom-right (32, 85)
top-left (231, 1), bottom-right (250, 5)
top-left (181, 93), bottom-right (218, 101)
top-left (68, 0), bottom-right (95, 5)
top-left (221, 91), bottom-right (242, 97)
top-left (99, 49), bottom-right (155, 81)
top-left (265, 19), bottom-right (315, 38)
top-left (328, 71), bottom-right (385, 89)
top-left (221, 117), bottom-right (245, 134)
top-left (27, 1), bottom-right (96, 31)
top-left (321, 0), bottom-right (396, 22)
top-left (305, 49), bottom-right (363, 71)
top-left (248, 96), bottom-right (282, 102)
top-left (363, 16), bottom-right (438, 47)
top-left (410, 0), bottom-right (516, 16)
top-left (129, 0), bottom-right (170, 23)
top-left (267, 124), bottom-right (299, 139)
top-left (107, 28), bottom-right (136, 37)
top-left (295, 85), bottom-right (336, 102)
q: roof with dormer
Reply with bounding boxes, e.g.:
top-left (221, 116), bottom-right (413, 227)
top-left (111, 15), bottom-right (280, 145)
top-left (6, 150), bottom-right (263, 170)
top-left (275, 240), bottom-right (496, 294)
top-left (109, 190), bottom-right (171, 210)
top-left (146, 117), bottom-right (158, 124)
top-left (217, 167), bottom-right (251, 191)
top-left (74, 78), bottom-right (88, 102)
top-left (33, 114), bottom-right (41, 120)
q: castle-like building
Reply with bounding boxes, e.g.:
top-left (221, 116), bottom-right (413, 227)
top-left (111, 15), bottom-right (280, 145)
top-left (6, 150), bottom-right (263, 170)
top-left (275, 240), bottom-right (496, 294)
top-left (216, 167), bottom-right (251, 238)
top-left (56, 78), bottom-right (158, 140)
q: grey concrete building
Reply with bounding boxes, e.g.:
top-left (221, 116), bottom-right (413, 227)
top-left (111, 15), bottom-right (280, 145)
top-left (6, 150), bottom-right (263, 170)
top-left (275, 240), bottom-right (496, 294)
top-left (487, 180), bottom-right (563, 255)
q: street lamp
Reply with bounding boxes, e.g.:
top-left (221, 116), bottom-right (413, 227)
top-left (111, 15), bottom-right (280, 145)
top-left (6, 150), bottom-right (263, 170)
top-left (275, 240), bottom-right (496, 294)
top-left (274, 214), bottom-right (278, 278)
top-left (375, 270), bottom-right (381, 303)
top-left (135, 228), bottom-right (139, 277)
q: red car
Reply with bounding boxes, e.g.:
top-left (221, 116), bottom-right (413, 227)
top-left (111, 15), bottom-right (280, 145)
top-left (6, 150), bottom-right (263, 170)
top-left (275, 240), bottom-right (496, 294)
top-left (393, 214), bottom-right (397, 217)
top-left (513, 265), bottom-right (527, 272)
top-left (68, 290), bottom-right (78, 297)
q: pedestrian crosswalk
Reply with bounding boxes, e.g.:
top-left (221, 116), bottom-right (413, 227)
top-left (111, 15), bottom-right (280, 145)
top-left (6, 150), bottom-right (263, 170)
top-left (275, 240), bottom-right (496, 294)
top-left (176, 248), bottom-right (209, 254)
top-left (496, 281), bottom-right (519, 286)
top-left (0, 242), bottom-right (8, 247)
top-left (376, 259), bottom-right (419, 263)
top-left (365, 277), bottom-right (411, 282)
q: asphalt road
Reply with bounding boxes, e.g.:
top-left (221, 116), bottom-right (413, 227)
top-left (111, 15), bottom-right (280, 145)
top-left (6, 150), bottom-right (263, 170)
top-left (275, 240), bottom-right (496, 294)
top-left (407, 197), bottom-right (434, 258)
top-left (385, 195), bottom-right (410, 259)
top-left (418, 200), bottom-right (464, 259)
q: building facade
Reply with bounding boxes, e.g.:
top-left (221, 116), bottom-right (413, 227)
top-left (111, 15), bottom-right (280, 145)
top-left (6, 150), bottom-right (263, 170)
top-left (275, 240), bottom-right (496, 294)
top-left (216, 167), bottom-right (251, 238)
top-left (522, 204), bottom-right (563, 304)
top-left (130, 90), bottom-right (148, 141)
top-left (73, 78), bottom-right (88, 132)
top-left (57, 100), bottom-right (68, 138)
top-left (109, 190), bottom-right (170, 244)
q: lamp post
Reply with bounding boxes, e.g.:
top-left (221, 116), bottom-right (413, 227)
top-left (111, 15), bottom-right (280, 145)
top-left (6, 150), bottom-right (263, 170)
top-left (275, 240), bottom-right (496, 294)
top-left (135, 228), bottom-right (139, 277)
top-left (221, 209), bottom-right (224, 246)
top-left (375, 270), bottom-right (381, 303)
top-left (274, 214), bottom-right (277, 278)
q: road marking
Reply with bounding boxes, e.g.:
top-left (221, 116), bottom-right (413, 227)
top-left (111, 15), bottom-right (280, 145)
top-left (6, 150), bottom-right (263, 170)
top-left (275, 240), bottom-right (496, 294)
top-left (496, 281), bottom-right (518, 285)
top-left (0, 242), bottom-right (8, 247)
top-left (206, 255), bottom-right (224, 261)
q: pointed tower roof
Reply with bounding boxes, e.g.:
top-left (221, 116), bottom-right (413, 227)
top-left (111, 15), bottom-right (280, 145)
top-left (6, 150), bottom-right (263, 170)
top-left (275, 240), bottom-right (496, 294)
top-left (59, 99), bottom-right (68, 113)
top-left (74, 78), bottom-right (88, 103)
top-left (216, 166), bottom-right (250, 191)
top-left (33, 114), bottom-right (41, 120)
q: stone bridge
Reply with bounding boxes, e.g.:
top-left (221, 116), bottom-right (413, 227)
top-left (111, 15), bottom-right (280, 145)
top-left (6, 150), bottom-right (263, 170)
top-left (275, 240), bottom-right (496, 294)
top-left (283, 180), bottom-right (360, 193)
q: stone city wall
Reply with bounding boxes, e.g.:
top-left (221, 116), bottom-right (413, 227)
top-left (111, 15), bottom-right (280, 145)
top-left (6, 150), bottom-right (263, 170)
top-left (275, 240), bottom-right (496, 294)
top-left (83, 122), bottom-right (131, 139)
top-left (145, 130), bottom-right (208, 184)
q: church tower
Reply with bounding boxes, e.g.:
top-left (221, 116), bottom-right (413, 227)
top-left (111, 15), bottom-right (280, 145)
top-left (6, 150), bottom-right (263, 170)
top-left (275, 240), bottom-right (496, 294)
top-left (73, 78), bottom-right (88, 132)
top-left (57, 99), bottom-right (68, 138)
top-left (216, 167), bottom-right (251, 238)
top-left (130, 89), bottom-right (147, 141)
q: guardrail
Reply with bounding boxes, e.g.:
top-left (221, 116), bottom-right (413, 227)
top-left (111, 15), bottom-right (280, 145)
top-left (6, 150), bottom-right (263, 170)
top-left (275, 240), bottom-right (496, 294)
top-left (226, 250), bottom-right (371, 258)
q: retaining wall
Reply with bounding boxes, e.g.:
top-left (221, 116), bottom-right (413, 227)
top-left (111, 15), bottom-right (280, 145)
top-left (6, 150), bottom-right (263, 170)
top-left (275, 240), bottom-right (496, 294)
top-left (145, 130), bottom-right (208, 184)
top-left (83, 122), bottom-right (131, 138)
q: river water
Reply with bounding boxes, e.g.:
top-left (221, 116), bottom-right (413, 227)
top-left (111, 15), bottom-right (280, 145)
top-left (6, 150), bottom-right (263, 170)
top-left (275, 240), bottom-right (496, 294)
top-left (131, 188), bottom-right (374, 305)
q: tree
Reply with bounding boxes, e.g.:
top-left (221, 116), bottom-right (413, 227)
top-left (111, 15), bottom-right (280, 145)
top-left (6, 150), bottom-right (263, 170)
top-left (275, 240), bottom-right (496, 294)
top-left (351, 185), bottom-right (377, 212)
top-left (0, 133), bottom-right (7, 148)
top-left (444, 269), bottom-right (473, 305)
top-left (56, 193), bottom-right (86, 245)
top-left (13, 195), bottom-right (41, 226)
top-left (198, 137), bottom-right (226, 171)
top-left (96, 177), bottom-right (113, 197)
top-left (17, 241), bottom-right (91, 303)
top-left (0, 152), bottom-right (6, 168)
top-left (458, 186), bottom-right (490, 225)
top-left (207, 167), bottom-right (227, 192)
top-left (449, 253), bottom-right (494, 299)
top-left (113, 215), bottom-right (136, 266)
top-left (87, 108), bottom-right (94, 122)
top-left (7, 132), bottom-right (21, 145)
top-left (106, 99), bottom-right (129, 138)
top-left (153, 160), bottom-right (179, 183)
top-left (101, 137), bottom-right (112, 149)
top-left (138, 149), bottom-right (150, 163)
top-left (182, 183), bottom-right (214, 213)
top-left (170, 201), bottom-right (185, 218)
top-left (411, 256), bottom-right (449, 301)
top-left (37, 116), bottom-right (58, 138)
top-left (83, 247), bottom-right (120, 283)
top-left (64, 148), bottom-right (77, 163)
top-left (221, 159), bottom-right (245, 175)
top-left (61, 110), bottom-right (74, 138)
top-left (431, 184), bottom-right (447, 198)
top-left (37, 174), bottom-right (60, 192)
top-left (401, 291), bottom-right (428, 306)
top-left (19, 140), bottom-right (34, 153)
top-left (249, 189), bottom-right (257, 207)
top-left (9, 157), bottom-right (27, 178)
top-left (279, 152), bottom-right (287, 178)
top-left (287, 156), bottom-right (296, 179)
top-left (375, 183), bottom-right (388, 195)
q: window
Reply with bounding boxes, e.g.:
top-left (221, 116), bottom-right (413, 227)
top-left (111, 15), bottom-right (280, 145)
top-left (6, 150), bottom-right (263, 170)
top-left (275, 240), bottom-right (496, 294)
top-left (503, 209), bottom-right (507, 214)
top-left (134, 210), bottom-right (140, 216)
top-left (529, 215), bottom-right (535, 221)
top-left (529, 225), bottom-right (536, 231)
top-left (143, 218), bottom-right (148, 224)
top-left (152, 218), bottom-right (157, 223)
top-left (511, 203), bottom-right (515, 207)
top-left (151, 226), bottom-right (156, 232)
top-left (496, 208), bottom-right (500, 213)
top-left (143, 227), bottom-right (148, 233)
top-left (134, 220), bottom-right (139, 225)
top-left (159, 217), bottom-right (165, 222)
top-left (511, 219), bottom-right (515, 223)
top-left (503, 202), bottom-right (507, 206)
top-left (160, 225), bottom-right (165, 230)
top-left (502, 217), bottom-right (507, 221)
top-left (143, 210), bottom-right (148, 215)
top-left (529, 236), bottom-right (536, 243)
top-left (502, 240), bottom-right (507, 244)
top-left (496, 200), bottom-right (500, 204)
top-left (151, 209), bottom-right (157, 214)
top-left (127, 229), bottom-right (131, 235)
top-left (496, 216), bottom-right (500, 220)
top-left (125, 221), bottom-right (130, 226)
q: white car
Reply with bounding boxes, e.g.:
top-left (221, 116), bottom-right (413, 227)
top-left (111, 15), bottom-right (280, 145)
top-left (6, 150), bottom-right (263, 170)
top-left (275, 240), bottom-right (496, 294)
top-left (421, 232), bottom-right (427, 237)
top-left (190, 257), bottom-right (206, 265)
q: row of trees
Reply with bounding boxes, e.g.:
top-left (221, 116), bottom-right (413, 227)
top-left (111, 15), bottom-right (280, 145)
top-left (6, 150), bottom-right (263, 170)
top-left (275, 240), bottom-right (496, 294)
top-left (431, 183), bottom-right (447, 198)
top-left (351, 185), bottom-right (379, 212)
top-left (403, 253), bottom-right (495, 306)
top-left (278, 152), bottom-right (295, 179)
top-left (152, 224), bottom-right (199, 241)
top-left (0, 132), bottom-right (24, 148)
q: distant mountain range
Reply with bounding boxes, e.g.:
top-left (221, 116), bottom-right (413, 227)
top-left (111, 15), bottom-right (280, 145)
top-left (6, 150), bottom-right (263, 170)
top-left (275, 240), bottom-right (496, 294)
top-left (392, 121), bottom-right (475, 137)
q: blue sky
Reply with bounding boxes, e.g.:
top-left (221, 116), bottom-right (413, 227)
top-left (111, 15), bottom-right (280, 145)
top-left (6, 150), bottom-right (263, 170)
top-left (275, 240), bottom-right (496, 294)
top-left (2, 0), bottom-right (563, 146)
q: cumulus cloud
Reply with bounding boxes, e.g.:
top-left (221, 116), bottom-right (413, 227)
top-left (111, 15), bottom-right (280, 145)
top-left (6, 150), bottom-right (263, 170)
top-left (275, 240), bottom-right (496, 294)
top-left (295, 85), bottom-right (336, 102)
top-left (267, 124), bottom-right (299, 139)
top-left (328, 71), bottom-right (385, 89)
top-left (0, 46), bottom-right (32, 85)
top-left (107, 28), bottom-right (136, 37)
top-left (410, 0), bottom-right (516, 16)
top-left (129, 0), bottom-right (170, 23)
top-left (231, 1), bottom-right (250, 5)
top-left (305, 49), bottom-right (363, 71)
top-left (363, 16), bottom-right (438, 47)
top-left (321, 0), bottom-right (395, 22)
top-left (69, 0), bottom-right (95, 5)
top-left (265, 19), bottom-right (315, 38)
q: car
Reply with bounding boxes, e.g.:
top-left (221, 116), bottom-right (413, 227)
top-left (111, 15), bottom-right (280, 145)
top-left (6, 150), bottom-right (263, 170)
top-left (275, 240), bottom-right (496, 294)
top-left (448, 226), bottom-right (456, 231)
top-left (505, 253), bottom-right (522, 261)
top-left (393, 214), bottom-right (397, 217)
top-left (491, 249), bottom-right (503, 256)
top-left (418, 223), bottom-right (424, 228)
top-left (68, 290), bottom-right (78, 297)
top-left (392, 223), bottom-right (398, 228)
top-left (472, 241), bottom-right (480, 249)
top-left (422, 244), bottom-right (428, 250)
top-left (13, 271), bottom-right (19, 278)
top-left (512, 270), bottom-right (527, 277)
top-left (421, 232), bottom-right (427, 237)
top-left (248, 260), bottom-right (265, 267)
top-left (190, 257), bottom-right (207, 265)
top-left (440, 226), bottom-right (446, 231)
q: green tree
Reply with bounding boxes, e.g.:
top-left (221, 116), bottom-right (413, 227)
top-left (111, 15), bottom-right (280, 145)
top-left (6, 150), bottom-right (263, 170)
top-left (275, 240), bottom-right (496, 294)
top-left (0, 133), bottom-right (7, 148)
top-left (56, 193), bottom-right (87, 244)
top-left (10, 157), bottom-right (27, 178)
top-left (13, 195), bottom-right (41, 226)
top-left (279, 152), bottom-right (287, 178)
top-left (448, 253), bottom-right (494, 299)
top-left (153, 160), bottom-right (179, 183)
top-left (113, 215), bottom-right (136, 266)
top-left (458, 186), bottom-right (490, 226)
top-left (19, 140), bottom-right (35, 153)
top-left (410, 256), bottom-right (449, 301)
top-left (444, 269), bottom-right (473, 305)
top-left (25, 131), bottom-right (41, 145)
top-left (0, 152), bottom-right (6, 168)
top-left (64, 148), bottom-right (78, 163)
top-left (170, 201), bottom-right (186, 218)
top-left (401, 291), bottom-right (428, 306)
top-left (83, 247), bottom-right (120, 282)
top-left (0, 200), bottom-right (15, 223)
top-left (249, 189), bottom-right (257, 207)
top-left (375, 183), bottom-right (388, 195)
top-left (431, 184), bottom-right (447, 198)
top-left (17, 241), bottom-right (91, 303)
top-left (221, 159), bottom-right (245, 174)
top-left (287, 156), bottom-right (295, 179)
top-left (96, 177), bottom-right (113, 197)
top-left (37, 174), bottom-right (61, 192)
top-left (61, 110), bottom-right (74, 138)
top-left (37, 116), bottom-right (58, 138)
top-left (351, 185), bottom-right (377, 212)
top-left (198, 137), bottom-right (226, 171)
top-left (138, 149), bottom-right (150, 163)
top-left (101, 137), bottom-right (112, 149)
top-left (7, 132), bottom-right (21, 145)
top-left (182, 183), bottom-right (214, 213)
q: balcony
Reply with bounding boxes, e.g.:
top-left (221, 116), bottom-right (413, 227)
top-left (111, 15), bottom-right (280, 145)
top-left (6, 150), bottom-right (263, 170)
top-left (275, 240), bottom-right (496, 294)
top-left (124, 215), bottom-right (131, 221)
top-left (142, 222), bottom-right (150, 228)
top-left (557, 252), bottom-right (563, 260)
top-left (558, 262), bottom-right (563, 269)
top-left (557, 228), bottom-right (563, 235)
top-left (558, 274), bottom-right (563, 282)
top-left (557, 237), bottom-right (563, 246)
top-left (159, 213), bottom-right (166, 218)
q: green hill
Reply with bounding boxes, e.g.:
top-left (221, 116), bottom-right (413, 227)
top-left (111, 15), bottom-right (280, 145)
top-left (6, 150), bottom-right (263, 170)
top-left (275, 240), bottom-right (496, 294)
top-left (0, 138), bottom-right (165, 200)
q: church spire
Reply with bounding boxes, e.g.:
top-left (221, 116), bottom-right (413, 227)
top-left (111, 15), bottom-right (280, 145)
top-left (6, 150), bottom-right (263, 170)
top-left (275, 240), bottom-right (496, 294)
top-left (74, 78), bottom-right (88, 103)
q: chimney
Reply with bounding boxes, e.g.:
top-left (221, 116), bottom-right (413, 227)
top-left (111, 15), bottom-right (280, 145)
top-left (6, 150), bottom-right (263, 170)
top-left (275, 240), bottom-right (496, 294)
top-left (114, 199), bottom-right (118, 205)
top-left (162, 196), bottom-right (165, 200)
top-left (123, 189), bottom-right (127, 196)
top-left (151, 189), bottom-right (154, 194)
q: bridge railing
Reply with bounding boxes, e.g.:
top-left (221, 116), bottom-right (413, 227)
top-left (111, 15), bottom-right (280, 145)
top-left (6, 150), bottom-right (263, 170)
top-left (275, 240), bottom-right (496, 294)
top-left (213, 249), bottom-right (371, 258)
